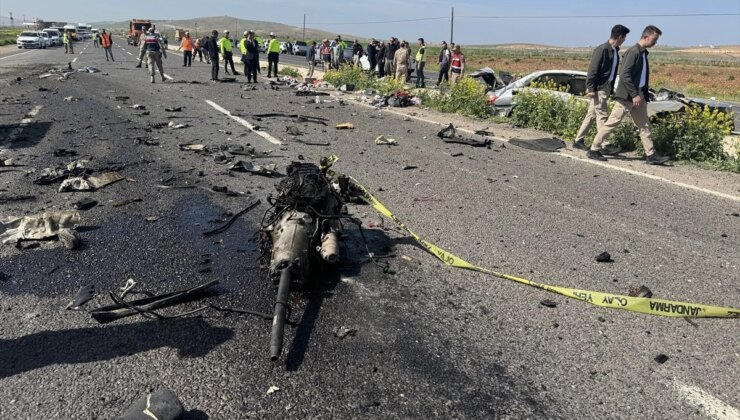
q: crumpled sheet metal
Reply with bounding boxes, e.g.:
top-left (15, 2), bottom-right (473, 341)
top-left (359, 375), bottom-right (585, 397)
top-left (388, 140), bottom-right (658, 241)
top-left (0, 211), bottom-right (81, 244)
top-left (58, 172), bottom-right (124, 192)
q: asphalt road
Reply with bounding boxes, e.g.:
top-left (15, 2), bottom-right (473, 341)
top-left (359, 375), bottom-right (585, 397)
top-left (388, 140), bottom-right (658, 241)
top-left (0, 41), bottom-right (739, 420)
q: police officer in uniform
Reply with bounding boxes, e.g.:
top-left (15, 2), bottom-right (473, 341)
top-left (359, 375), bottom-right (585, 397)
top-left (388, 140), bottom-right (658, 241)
top-left (219, 30), bottom-right (239, 75)
top-left (143, 28), bottom-right (167, 83)
top-left (267, 32), bottom-right (280, 78)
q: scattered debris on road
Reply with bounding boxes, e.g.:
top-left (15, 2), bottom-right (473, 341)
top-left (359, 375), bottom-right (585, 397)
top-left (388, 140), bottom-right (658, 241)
top-left (66, 285), bottom-right (96, 310)
top-left (334, 326), bottom-right (358, 339)
top-left (119, 389), bottom-right (184, 420)
top-left (336, 122), bottom-right (354, 130)
top-left (0, 211), bottom-right (81, 245)
top-left (374, 135), bottom-right (397, 145)
top-left (540, 299), bottom-right (558, 308)
top-left (59, 172), bottom-right (124, 192)
top-left (654, 354), bottom-right (669, 364)
top-left (595, 252), bottom-right (614, 263)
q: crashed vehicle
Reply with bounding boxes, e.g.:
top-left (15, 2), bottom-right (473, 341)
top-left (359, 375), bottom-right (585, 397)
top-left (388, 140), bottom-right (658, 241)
top-left (487, 70), bottom-right (735, 129)
top-left (487, 69), bottom-right (587, 116)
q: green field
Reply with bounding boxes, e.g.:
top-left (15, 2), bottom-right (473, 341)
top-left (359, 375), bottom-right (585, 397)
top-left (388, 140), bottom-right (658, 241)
top-left (0, 29), bottom-right (22, 46)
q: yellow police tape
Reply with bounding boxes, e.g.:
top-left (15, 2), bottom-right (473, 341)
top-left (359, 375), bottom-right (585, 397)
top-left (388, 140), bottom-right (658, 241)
top-left (326, 157), bottom-right (740, 318)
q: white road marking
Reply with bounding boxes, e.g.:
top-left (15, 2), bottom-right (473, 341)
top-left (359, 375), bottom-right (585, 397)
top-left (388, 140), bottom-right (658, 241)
top-left (352, 101), bottom-right (740, 202)
top-left (72, 57), bottom-right (78, 63)
top-left (556, 152), bottom-right (740, 202)
top-left (0, 50), bottom-right (35, 61)
top-left (1, 105), bottom-right (43, 149)
top-left (163, 73), bottom-right (173, 80)
top-left (206, 100), bottom-right (282, 145)
top-left (127, 51), bottom-right (133, 56)
top-left (663, 380), bottom-right (740, 420)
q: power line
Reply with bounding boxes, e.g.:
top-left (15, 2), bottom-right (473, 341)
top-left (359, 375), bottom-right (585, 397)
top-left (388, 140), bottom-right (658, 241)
top-left (305, 17), bottom-right (447, 25)
top-left (456, 13), bottom-right (740, 19)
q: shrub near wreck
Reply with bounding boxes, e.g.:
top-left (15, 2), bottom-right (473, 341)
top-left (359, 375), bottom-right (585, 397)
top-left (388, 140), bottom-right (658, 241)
top-left (322, 64), bottom-right (374, 90)
top-left (422, 78), bottom-right (490, 119)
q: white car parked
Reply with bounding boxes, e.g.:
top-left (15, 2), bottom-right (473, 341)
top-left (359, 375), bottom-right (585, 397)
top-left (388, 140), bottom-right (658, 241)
top-left (43, 29), bottom-right (62, 46)
top-left (17, 31), bottom-right (48, 49)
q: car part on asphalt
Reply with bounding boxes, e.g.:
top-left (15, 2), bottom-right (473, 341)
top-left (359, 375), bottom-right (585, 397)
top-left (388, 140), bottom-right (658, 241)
top-left (509, 138), bottom-right (565, 153)
top-left (335, 122), bottom-right (354, 129)
top-left (260, 160), bottom-right (347, 360)
top-left (90, 280), bottom-right (219, 323)
top-left (0, 211), bottom-right (81, 245)
top-left (119, 389), bottom-right (184, 420)
top-left (437, 124), bottom-right (492, 148)
top-left (202, 201), bottom-right (261, 237)
top-left (58, 228), bottom-right (81, 250)
top-left (374, 135), bottom-right (397, 145)
top-left (58, 172), bottom-right (124, 192)
top-left (66, 285), bottom-right (96, 310)
top-left (595, 252), bottom-right (613, 263)
top-left (0, 195), bottom-right (36, 204)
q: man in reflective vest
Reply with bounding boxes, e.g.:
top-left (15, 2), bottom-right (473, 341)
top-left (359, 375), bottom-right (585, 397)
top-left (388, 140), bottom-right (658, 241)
top-left (178, 31), bottom-right (193, 67)
top-left (267, 32), bottom-right (280, 78)
top-left (63, 31), bottom-right (74, 54)
top-left (143, 28), bottom-right (167, 83)
top-left (100, 29), bottom-right (114, 61)
top-left (92, 31), bottom-right (99, 48)
top-left (415, 38), bottom-right (426, 88)
top-left (240, 30), bottom-right (260, 83)
top-left (219, 30), bottom-right (239, 75)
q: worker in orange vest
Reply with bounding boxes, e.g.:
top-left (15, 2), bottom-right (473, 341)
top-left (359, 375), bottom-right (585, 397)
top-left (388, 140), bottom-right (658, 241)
top-left (100, 29), bottom-right (114, 61)
top-left (178, 32), bottom-right (194, 67)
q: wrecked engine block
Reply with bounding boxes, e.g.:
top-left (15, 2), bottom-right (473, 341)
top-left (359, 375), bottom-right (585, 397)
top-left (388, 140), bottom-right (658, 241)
top-left (261, 161), bottom-right (345, 360)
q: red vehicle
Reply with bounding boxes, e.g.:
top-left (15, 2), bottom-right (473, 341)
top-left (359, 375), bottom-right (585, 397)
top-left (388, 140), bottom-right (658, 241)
top-left (128, 19), bottom-right (152, 46)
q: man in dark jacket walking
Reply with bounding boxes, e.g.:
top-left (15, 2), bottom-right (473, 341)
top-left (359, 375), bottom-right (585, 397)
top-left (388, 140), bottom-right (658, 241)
top-left (590, 25), bottom-right (669, 165)
top-left (204, 30), bottom-right (221, 81)
top-left (573, 24), bottom-right (629, 152)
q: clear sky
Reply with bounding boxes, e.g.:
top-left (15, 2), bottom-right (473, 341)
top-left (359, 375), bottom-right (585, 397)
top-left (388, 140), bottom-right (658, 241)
top-left (1, 0), bottom-right (739, 47)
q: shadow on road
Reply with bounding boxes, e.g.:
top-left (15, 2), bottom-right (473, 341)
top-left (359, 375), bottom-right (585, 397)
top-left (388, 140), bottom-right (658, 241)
top-left (0, 121), bottom-right (53, 149)
top-left (0, 318), bottom-right (233, 379)
top-left (284, 226), bottom-right (394, 371)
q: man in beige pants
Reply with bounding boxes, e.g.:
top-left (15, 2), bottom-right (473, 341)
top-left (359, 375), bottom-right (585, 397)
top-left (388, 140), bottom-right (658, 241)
top-left (573, 24), bottom-right (630, 153)
top-left (589, 25), bottom-right (669, 165)
top-left (142, 28), bottom-right (167, 83)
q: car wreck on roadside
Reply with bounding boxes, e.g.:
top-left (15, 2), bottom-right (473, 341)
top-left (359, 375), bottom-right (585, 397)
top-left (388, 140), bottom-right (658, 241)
top-left (481, 69), bottom-right (735, 130)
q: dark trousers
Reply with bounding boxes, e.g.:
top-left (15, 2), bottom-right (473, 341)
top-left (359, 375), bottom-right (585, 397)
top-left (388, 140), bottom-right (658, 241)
top-left (244, 59), bottom-right (258, 82)
top-left (183, 51), bottom-right (192, 66)
top-left (211, 57), bottom-right (219, 80)
top-left (194, 48), bottom-right (203, 61)
top-left (377, 59), bottom-right (385, 77)
top-left (104, 47), bottom-right (114, 61)
top-left (267, 52), bottom-right (279, 77)
top-left (369, 58), bottom-right (377, 73)
top-left (224, 52), bottom-right (237, 74)
top-left (438, 63), bottom-right (450, 84)
top-left (416, 61), bottom-right (425, 87)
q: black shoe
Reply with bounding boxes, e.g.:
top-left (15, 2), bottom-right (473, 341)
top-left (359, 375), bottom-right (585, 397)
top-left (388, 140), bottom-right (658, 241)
top-left (586, 150), bottom-right (607, 161)
top-left (135, 64), bottom-right (142, 68)
top-left (600, 144), bottom-right (622, 155)
top-left (646, 154), bottom-right (670, 165)
top-left (572, 139), bottom-right (588, 150)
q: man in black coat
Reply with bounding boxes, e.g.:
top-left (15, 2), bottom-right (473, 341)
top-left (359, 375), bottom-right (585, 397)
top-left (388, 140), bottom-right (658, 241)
top-left (573, 24), bottom-right (630, 152)
top-left (590, 25), bottom-right (669, 165)
top-left (367, 39), bottom-right (377, 73)
top-left (204, 30), bottom-right (221, 81)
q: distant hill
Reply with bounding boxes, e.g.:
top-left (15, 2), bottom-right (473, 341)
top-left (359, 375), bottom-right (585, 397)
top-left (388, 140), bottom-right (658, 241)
top-left (93, 15), bottom-right (364, 42)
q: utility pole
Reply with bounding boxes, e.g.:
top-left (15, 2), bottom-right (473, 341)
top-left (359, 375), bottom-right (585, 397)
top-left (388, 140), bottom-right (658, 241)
top-left (9, 12), bottom-right (13, 27)
top-left (302, 14), bottom-right (306, 41)
top-left (450, 7), bottom-right (454, 45)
